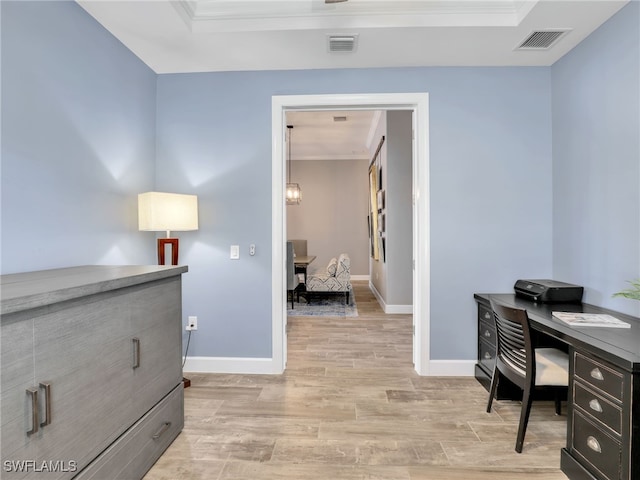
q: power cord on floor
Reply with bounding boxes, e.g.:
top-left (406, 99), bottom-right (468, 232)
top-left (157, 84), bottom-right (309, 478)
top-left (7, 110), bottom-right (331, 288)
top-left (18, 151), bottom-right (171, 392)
top-left (182, 329), bottom-right (192, 369)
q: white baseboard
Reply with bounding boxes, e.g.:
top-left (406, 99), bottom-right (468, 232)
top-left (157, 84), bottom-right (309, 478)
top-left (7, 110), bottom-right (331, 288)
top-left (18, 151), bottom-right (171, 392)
top-left (183, 356), bottom-right (282, 374)
top-left (184, 356), bottom-right (476, 377)
top-left (427, 360), bottom-right (476, 376)
top-left (351, 275), bottom-right (370, 281)
top-left (385, 305), bottom-right (413, 314)
top-left (368, 281), bottom-right (412, 314)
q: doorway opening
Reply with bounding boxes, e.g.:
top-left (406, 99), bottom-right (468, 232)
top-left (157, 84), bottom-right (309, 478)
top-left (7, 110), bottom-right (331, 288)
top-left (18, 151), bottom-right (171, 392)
top-left (285, 109), bottom-right (379, 291)
top-left (271, 93), bottom-right (430, 375)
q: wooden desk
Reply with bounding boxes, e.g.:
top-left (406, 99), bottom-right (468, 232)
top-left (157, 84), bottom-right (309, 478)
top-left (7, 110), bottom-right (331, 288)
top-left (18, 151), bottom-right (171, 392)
top-left (474, 293), bottom-right (640, 480)
top-left (294, 255), bottom-right (316, 283)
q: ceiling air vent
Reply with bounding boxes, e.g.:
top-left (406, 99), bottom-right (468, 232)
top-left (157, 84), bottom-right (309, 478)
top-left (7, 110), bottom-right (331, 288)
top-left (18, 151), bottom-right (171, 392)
top-left (327, 35), bottom-right (358, 53)
top-left (517, 30), bottom-right (569, 50)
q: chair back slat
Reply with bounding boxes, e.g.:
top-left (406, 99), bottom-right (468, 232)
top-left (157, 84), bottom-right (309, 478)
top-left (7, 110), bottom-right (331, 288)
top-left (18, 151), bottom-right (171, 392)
top-left (490, 299), bottom-right (534, 383)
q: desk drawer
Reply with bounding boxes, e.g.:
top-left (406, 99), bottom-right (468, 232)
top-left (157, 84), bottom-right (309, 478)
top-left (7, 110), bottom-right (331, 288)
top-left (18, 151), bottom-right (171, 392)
top-left (574, 353), bottom-right (624, 402)
top-left (479, 318), bottom-right (495, 345)
top-left (574, 382), bottom-right (622, 437)
top-left (572, 411), bottom-right (621, 480)
top-left (75, 384), bottom-right (184, 480)
top-left (478, 338), bottom-right (495, 373)
top-left (478, 304), bottom-right (493, 324)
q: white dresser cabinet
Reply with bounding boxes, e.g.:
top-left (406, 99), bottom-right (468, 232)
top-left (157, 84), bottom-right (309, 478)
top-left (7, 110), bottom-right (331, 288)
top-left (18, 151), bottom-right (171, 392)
top-left (1, 265), bottom-right (187, 479)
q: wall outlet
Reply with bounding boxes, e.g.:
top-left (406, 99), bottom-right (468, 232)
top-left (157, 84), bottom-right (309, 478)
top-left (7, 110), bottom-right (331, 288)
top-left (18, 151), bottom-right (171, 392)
top-left (186, 316), bottom-right (197, 331)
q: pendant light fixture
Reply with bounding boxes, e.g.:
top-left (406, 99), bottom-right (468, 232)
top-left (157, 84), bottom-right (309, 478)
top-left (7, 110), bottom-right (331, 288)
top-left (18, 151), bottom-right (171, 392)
top-left (286, 124), bottom-right (302, 205)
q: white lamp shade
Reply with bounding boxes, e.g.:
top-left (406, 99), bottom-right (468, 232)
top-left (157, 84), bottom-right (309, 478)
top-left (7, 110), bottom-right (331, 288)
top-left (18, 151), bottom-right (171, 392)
top-left (138, 192), bottom-right (198, 232)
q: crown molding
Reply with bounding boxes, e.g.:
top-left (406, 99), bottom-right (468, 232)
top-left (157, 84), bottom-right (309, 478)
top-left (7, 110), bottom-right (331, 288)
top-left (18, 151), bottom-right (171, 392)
top-left (172, 0), bottom-right (537, 33)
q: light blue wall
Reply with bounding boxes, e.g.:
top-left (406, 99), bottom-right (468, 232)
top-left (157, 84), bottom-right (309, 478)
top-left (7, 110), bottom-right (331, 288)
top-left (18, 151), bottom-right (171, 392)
top-left (157, 67), bottom-right (553, 360)
top-left (551, 1), bottom-right (640, 316)
top-left (8, 0), bottom-right (637, 364)
top-left (1, 1), bottom-right (157, 274)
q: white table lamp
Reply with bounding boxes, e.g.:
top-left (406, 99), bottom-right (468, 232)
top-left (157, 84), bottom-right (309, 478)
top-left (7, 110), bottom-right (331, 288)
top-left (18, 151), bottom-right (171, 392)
top-left (138, 192), bottom-right (198, 265)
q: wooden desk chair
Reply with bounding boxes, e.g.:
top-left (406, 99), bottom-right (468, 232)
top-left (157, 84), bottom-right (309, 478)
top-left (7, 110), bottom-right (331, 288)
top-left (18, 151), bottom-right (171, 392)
top-left (486, 299), bottom-right (569, 453)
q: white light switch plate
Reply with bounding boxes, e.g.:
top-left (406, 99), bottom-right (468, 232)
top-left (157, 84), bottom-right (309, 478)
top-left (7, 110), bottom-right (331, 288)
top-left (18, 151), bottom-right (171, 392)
top-left (230, 245), bottom-right (240, 259)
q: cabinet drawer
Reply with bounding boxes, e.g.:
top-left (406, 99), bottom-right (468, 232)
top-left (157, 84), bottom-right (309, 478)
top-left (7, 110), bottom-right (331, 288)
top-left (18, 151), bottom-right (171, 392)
top-left (574, 382), bottom-right (622, 436)
top-left (75, 384), bottom-right (184, 480)
top-left (572, 411), bottom-right (621, 480)
top-left (479, 318), bottom-right (495, 345)
top-left (478, 304), bottom-right (493, 324)
top-left (479, 338), bottom-right (496, 373)
top-left (574, 353), bottom-right (624, 402)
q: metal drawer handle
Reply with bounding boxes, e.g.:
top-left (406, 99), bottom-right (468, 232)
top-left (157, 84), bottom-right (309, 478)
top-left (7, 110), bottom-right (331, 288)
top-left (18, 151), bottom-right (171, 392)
top-left (26, 388), bottom-right (39, 435)
top-left (152, 422), bottom-right (171, 440)
top-left (587, 436), bottom-right (602, 453)
top-left (40, 382), bottom-right (52, 427)
top-left (484, 312), bottom-right (491, 320)
top-left (484, 352), bottom-right (492, 360)
top-left (484, 330), bottom-right (491, 337)
top-left (589, 398), bottom-right (603, 413)
top-left (590, 368), bottom-right (604, 381)
top-left (132, 337), bottom-right (141, 369)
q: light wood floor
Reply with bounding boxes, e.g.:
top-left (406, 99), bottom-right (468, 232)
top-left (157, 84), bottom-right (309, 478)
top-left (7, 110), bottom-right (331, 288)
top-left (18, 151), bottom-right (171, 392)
top-left (144, 281), bottom-right (568, 480)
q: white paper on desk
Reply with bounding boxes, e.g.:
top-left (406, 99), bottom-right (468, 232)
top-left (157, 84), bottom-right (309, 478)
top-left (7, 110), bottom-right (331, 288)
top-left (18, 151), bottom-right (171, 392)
top-left (552, 312), bottom-right (631, 328)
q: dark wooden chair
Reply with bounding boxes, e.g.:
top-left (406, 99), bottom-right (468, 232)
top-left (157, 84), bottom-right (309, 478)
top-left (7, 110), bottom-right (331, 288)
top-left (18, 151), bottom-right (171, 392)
top-left (486, 299), bottom-right (569, 453)
top-left (290, 239), bottom-right (307, 277)
top-left (286, 241), bottom-right (300, 309)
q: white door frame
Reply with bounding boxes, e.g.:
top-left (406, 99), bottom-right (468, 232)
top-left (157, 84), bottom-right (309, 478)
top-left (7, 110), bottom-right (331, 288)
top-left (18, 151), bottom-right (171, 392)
top-left (271, 93), bottom-right (431, 375)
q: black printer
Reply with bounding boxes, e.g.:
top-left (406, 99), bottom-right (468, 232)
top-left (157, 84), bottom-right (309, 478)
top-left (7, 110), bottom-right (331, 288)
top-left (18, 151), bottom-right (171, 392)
top-left (514, 279), bottom-right (583, 303)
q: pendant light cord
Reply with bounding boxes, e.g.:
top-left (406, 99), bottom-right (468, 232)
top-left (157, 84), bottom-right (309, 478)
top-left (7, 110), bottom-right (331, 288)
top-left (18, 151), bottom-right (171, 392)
top-left (287, 125), bottom-right (293, 183)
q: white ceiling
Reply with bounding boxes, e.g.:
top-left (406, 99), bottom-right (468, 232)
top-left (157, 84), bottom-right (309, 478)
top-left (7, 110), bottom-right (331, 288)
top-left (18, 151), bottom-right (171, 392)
top-left (76, 0), bottom-right (628, 160)
top-left (286, 110), bottom-right (380, 161)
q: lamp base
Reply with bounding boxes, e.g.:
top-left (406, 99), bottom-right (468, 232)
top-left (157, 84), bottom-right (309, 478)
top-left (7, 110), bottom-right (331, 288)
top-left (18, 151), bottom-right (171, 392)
top-left (158, 238), bottom-right (179, 265)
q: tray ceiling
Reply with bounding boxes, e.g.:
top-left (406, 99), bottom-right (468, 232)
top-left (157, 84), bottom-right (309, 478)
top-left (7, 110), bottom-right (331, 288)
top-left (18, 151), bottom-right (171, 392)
top-left (74, 0), bottom-right (628, 161)
top-left (77, 0), bottom-right (628, 74)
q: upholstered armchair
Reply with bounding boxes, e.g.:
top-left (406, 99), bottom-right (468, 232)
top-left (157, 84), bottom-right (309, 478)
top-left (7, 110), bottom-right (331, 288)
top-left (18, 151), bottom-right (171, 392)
top-left (306, 253), bottom-right (351, 304)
